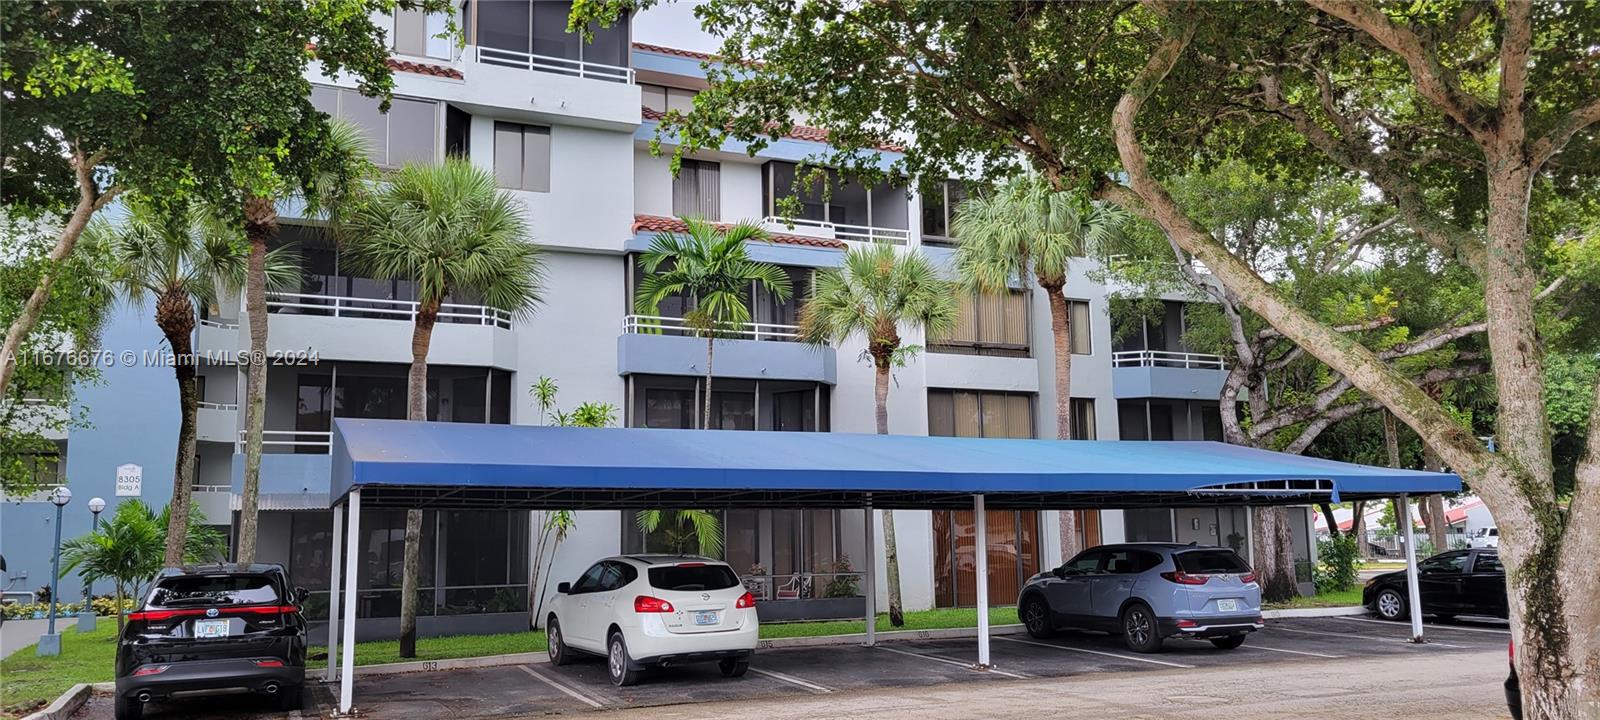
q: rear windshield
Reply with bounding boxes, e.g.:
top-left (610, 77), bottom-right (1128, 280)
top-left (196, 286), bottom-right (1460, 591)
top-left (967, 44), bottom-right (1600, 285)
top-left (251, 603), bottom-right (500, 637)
top-left (648, 565), bottom-right (740, 591)
top-left (148, 575), bottom-right (280, 608)
top-left (1175, 550), bottom-right (1250, 574)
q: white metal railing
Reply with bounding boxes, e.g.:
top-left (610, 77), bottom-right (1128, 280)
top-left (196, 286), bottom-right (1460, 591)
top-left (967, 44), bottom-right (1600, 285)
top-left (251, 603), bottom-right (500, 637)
top-left (237, 429), bottom-right (331, 454)
top-left (267, 292), bottom-right (513, 329)
top-left (473, 46), bottom-right (634, 83)
top-left (760, 216), bottom-right (909, 244)
top-left (199, 318), bottom-right (239, 330)
top-left (1112, 350), bottom-right (1227, 370)
top-left (622, 314), bottom-right (799, 342)
top-left (191, 484), bottom-right (232, 494)
top-left (197, 401), bottom-right (237, 411)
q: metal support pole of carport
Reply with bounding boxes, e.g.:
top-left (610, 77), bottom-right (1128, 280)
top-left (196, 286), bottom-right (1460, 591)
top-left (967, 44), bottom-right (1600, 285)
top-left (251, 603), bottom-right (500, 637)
top-left (324, 500), bottom-right (345, 683)
top-left (338, 489), bottom-right (362, 715)
top-left (974, 494), bottom-right (990, 668)
top-left (863, 495), bottom-right (876, 647)
top-left (1398, 493), bottom-right (1425, 643)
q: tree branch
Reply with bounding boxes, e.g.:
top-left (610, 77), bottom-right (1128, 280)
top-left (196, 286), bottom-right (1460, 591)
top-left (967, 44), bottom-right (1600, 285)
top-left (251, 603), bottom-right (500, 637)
top-left (1530, 96), bottom-right (1600, 171)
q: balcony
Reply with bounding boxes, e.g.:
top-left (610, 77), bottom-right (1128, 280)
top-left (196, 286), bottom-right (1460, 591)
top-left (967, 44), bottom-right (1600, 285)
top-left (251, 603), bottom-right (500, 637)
top-left (8, 398), bottom-right (68, 440)
top-left (1111, 350), bottom-right (1227, 400)
top-left (261, 292), bottom-right (517, 369)
top-left (197, 401), bottom-right (238, 443)
top-left (759, 216), bottom-right (909, 245)
top-left (191, 484), bottom-right (233, 524)
top-left (239, 429), bottom-right (332, 455)
top-left (473, 46), bottom-right (633, 84)
top-left (618, 315), bottom-right (835, 384)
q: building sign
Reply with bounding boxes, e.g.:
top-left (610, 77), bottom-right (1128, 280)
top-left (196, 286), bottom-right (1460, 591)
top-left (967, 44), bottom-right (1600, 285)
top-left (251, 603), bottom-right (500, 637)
top-left (115, 464), bottom-right (142, 497)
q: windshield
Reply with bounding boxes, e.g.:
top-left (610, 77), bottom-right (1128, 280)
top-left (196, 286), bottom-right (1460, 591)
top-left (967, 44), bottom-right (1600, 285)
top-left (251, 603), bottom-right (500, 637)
top-left (648, 564), bottom-right (740, 591)
top-left (148, 575), bottom-right (280, 608)
top-left (1174, 549), bottom-right (1250, 574)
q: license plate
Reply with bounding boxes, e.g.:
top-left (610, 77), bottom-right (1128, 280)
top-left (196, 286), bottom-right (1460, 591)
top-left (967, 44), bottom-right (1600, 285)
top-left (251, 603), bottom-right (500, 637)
top-left (692, 611), bottom-right (718, 626)
top-left (1217, 599), bottom-right (1239, 613)
top-left (194, 619), bottom-right (230, 638)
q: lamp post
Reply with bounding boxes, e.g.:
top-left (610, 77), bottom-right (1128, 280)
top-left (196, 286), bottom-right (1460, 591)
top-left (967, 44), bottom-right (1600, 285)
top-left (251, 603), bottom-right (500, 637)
top-left (38, 486), bottom-right (72, 656)
top-left (76, 497), bottom-right (106, 634)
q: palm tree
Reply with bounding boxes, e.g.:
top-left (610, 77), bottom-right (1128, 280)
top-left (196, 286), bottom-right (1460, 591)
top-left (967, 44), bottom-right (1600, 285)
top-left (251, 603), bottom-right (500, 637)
top-left (799, 243), bottom-right (957, 626)
top-left (101, 200), bottom-right (295, 567)
top-left (60, 501), bottom-right (226, 633)
top-left (951, 176), bottom-right (1127, 558)
top-left (237, 120), bottom-right (373, 565)
top-left (635, 510), bottom-right (724, 556)
top-left (341, 157), bottom-right (544, 659)
top-left (634, 217), bottom-right (792, 428)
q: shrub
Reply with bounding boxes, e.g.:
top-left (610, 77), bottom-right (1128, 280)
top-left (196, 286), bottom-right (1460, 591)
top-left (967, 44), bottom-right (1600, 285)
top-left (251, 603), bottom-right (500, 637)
top-left (1313, 534), bottom-right (1361, 594)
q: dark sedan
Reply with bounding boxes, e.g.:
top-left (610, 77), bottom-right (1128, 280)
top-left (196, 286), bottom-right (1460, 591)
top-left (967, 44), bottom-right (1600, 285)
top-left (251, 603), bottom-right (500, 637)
top-left (1363, 548), bottom-right (1507, 621)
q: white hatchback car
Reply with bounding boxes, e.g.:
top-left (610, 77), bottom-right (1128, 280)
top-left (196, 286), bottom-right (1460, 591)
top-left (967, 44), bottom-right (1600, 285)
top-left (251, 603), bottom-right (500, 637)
top-left (545, 555), bottom-right (759, 686)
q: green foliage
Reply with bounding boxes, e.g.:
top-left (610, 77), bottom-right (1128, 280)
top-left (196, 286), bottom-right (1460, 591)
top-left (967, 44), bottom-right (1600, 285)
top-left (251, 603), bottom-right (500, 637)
top-left (952, 174), bottom-right (1128, 292)
top-left (822, 556), bottom-right (860, 598)
top-left (100, 199), bottom-right (294, 313)
top-left (527, 376), bottom-right (619, 428)
top-left (1313, 534), bottom-right (1361, 595)
top-left (59, 500), bottom-right (225, 621)
top-left (799, 243), bottom-right (957, 368)
top-left (633, 217), bottom-right (792, 338)
top-left (635, 509), bottom-right (723, 556)
top-left (342, 158), bottom-right (545, 316)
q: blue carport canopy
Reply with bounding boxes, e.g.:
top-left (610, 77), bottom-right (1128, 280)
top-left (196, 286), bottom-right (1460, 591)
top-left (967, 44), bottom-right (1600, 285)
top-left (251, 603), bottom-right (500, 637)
top-left (329, 418), bottom-right (1459, 510)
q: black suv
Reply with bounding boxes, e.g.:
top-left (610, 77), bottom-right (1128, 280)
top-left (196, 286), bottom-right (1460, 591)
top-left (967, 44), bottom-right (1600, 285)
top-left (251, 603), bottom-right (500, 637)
top-left (114, 564), bottom-right (308, 720)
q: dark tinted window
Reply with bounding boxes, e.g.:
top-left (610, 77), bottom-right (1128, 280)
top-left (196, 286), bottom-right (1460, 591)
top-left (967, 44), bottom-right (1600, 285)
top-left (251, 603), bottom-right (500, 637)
top-left (1174, 549), bottom-right (1250, 574)
top-left (1473, 553), bottom-right (1503, 573)
top-left (149, 575), bottom-right (280, 608)
top-left (598, 562), bottom-right (637, 591)
top-left (572, 563), bottom-right (606, 593)
top-left (648, 564), bottom-right (739, 591)
top-left (1419, 552), bottom-right (1469, 574)
top-left (1103, 550), bottom-right (1142, 574)
top-left (1061, 551), bottom-right (1104, 575)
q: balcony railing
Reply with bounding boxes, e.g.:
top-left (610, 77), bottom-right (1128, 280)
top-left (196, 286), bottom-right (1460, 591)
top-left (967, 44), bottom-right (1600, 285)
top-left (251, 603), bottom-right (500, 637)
top-left (199, 318), bottom-right (239, 330)
top-left (1112, 350), bottom-right (1226, 370)
top-left (198, 401), bottom-right (238, 411)
top-left (267, 292), bottom-right (513, 329)
top-left (238, 429), bottom-right (331, 454)
top-left (191, 484), bottom-right (232, 494)
top-left (474, 46), bottom-right (634, 83)
top-left (760, 216), bottom-right (909, 244)
top-left (623, 314), bottom-right (800, 342)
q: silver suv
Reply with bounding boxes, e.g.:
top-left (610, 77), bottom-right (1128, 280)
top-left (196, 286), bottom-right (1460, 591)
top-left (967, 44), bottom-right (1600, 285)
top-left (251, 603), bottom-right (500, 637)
top-left (1017, 543), bottom-right (1262, 652)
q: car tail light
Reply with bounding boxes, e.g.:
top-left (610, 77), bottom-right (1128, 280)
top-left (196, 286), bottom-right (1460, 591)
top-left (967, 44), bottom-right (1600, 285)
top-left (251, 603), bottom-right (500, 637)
top-left (735, 591), bottom-right (756, 609)
top-left (1160, 570), bottom-right (1209, 585)
top-left (1176, 619), bottom-right (1198, 629)
top-left (1240, 571), bottom-right (1257, 584)
top-left (132, 665), bottom-right (171, 677)
top-left (634, 595), bottom-right (675, 613)
top-left (253, 659), bottom-right (285, 668)
top-left (128, 605), bottom-right (297, 622)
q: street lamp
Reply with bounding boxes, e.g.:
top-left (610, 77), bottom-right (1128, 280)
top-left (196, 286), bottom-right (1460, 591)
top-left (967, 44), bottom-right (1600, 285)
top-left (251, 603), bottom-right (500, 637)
top-left (38, 486), bottom-right (71, 657)
top-left (77, 497), bottom-right (107, 634)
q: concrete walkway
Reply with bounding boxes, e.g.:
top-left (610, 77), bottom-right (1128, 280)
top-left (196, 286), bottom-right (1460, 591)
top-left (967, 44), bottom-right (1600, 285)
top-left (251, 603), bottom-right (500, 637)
top-left (1, 616), bottom-right (77, 660)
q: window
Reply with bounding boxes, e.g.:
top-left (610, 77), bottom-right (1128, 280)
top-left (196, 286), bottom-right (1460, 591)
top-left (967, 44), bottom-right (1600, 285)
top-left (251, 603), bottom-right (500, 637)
top-left (1124, 508), bottom-right (1174, 542)
top-left (1473, 553), bottom-right (1503, 574)
top-left (1175, 549), bottom-right (1250, 574)
top-left (391, 9), bottom-right (453, 59)
top-left (934, 509), bottom-right (1040, 607)
top-left (641, 84), bottom-right (698, 114)
top-left (931, 292), bottom-right (1029, 357)
top-left (1113, 300), bottom-right (1188, 356)
top-left (1103, 550), bottom-right (1156, 574)
top-left (493, 122), bottom-right (551, 192)
top-left (472, 1), bottom-right (630, 72)
top-left (1420, 552), bottom-right (1470, 574)
top-left (920, 180), bottom-right (970, 246)
top-left (1068, 300), bottom-right (1092, 354)
top-left (643, 387), bottom-right (696, 429)
top-left (148, 575), bottom-right (280, 607)
top-left (672, 159), bottom-right (721, 219)
top-left (571, 563), bottom-right (607, 593)
top-left (1061, 550), bottom-right (1104, 575)
top-left (648, 564), bottom-right (740, 591)
top-left (927, 390), bottom-right (1034, 439)
top-left (1071, 398), bottom-right (1096, 440)
top-left (764, 161), bottom-right (908, 233)
top-left (309, 85), bottom-right (438, 167)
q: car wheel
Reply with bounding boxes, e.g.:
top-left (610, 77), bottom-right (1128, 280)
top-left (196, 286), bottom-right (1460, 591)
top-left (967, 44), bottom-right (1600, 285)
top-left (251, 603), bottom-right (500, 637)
top-left (607, 632), bottom-right (642, 687)
top-left (1022, 596), bottom-right (1055, 639)
top-left (1375, 588), bottom-right (1407, 621)
top-left (1121, 603), bottom-right (1163, 653)
top-left (548, 617), bottom-right (572, 666)
top-left (113, 694), bottom-right (143, 720)
top-left (719, 658), bottom-right (749, 678)
top-left (1209, 634), bottom-right (1247, 650)
top-left (276, 684), bottom-right (301, 712)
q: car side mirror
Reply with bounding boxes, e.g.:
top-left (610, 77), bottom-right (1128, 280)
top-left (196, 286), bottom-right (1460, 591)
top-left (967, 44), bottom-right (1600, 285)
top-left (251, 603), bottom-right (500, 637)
top-left (1052, 567), bottom-right (1068, 579)
top-left (293, 586), bottom-right (309, 603)
top-left (557, 582), bottom-right (571, 594)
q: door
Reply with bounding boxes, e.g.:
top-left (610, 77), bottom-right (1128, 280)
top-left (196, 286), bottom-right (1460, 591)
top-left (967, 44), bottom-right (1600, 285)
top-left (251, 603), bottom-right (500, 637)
top-left (1416, 551), bottom-right (1470, 612)
top-left (1043, 550), bottom-right (1104, 625)
top-left (1089, 549), bottom-right (1144, 620)
top-left (589, 561), bottom-right (629, 631)
top-left (1462, 551), bottom-right (1507, 617)
top-left (564, 563), bottom-right (608, 650)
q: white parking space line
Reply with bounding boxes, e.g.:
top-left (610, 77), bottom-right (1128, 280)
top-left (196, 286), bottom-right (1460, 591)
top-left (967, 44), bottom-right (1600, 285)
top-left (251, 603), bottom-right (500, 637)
top-left (518, 664), bottom-right (606, 709)
top-left (1238, 643), bottom-right (1342, 659)
top-left (1332, 616), bottom-right (1511, 635)
top-left (875, 644), bottom-right (1030, 679)
top-left (749, 666), bottom-right (832, 693)
top-left (1267, 624), bottom-right (1469, 649)
top-left (997, 636), bottom-right (1195, 669)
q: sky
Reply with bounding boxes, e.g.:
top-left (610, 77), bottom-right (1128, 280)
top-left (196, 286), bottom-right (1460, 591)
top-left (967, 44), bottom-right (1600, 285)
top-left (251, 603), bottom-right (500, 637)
top-left (633, 1), bottom-right (718, 53)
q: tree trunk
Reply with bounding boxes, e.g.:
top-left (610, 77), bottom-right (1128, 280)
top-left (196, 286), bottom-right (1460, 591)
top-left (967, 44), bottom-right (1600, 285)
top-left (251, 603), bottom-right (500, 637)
top-left (235, 195), bottom-right (277, 565)
top-left (114, 585), bottom-right (125, 635)
top-left (1045, 283), bottom-right (1081, 561)
top-left (528, 517), bottom-right (551, 629)
top-left (1318, 502), bottom-right (1340, 538)
top-left (158, 291), bottom-right (199, 567)
top-left (1419, 443), bottom-right (1448, 551)
top-left (1251, 506), bottom-right (1297, 602)
top-left (872, 358), bottom-right (904, 626)
top-left (1351, 501), bottom-right (1369, 560)
top-left (399, 299), bottom-right (439, 658)
top-left (0, 148), bottom-right (118, 399)
top-left (703, 336), bottom-right (715, 429)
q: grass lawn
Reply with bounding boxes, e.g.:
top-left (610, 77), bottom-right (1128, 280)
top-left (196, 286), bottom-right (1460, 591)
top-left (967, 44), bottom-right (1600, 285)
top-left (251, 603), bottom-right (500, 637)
top-left (1, 606), bottom-right (1017, 717)
top-left (1360, 561), bottom-right (1409, 570)
top-left (1263, 587), bottom-right (1365, 610)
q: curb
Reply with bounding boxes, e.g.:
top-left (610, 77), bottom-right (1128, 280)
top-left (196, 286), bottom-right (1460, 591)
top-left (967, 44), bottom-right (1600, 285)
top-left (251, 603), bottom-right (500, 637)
top-left (20, 683), bottom-right (93, 720)
top-left (1262, 605), bottom-right (1367, 619)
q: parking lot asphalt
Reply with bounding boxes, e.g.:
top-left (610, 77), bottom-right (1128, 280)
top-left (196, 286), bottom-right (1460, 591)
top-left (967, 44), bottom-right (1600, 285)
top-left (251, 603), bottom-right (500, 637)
top-left (68, 615), bottom-right (1511, 720)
